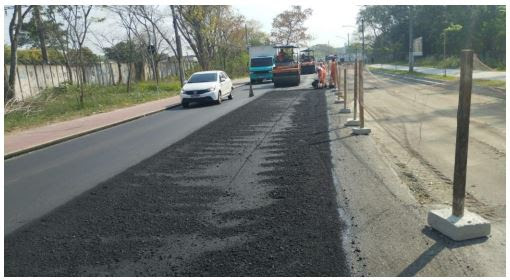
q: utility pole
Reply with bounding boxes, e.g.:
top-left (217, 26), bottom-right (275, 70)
top-left (443, 5), bottom-right (447, 77)
top-left (361, 19), bottom-right (365, 62)
top-left (443, 32), bottom-right (447, 77)
top-left (408, 6), bottom-right (414, 72)
top-left (171, 5), bottom-right (184, 87)
top-left (347, 33), bottom-right (350, 61)
top-left (245, 24), bottom-right (253, 97)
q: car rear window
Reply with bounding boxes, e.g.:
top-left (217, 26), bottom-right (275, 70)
top-left (188, 73), bottom-right (218, 83)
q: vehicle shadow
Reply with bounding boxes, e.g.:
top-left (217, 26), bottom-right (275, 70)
top-left (397, 226), bottom-right (488, 276)
top-left (166, 101), bottom-right (232, 111)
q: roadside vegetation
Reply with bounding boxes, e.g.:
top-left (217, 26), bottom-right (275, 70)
top-left (359, 6), bottom-right (506, 70)
top-left (369, 67), bottom-right (506, 90)
top-left (4, 78), bottom-right (181, 132)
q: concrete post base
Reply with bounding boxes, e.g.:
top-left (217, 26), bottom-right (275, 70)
top-left (352, 127), bottom-right (371, 135)
top-left (334, 98), bottom-right (344, 104)
top-left (345, 119), bottom-right (360, 126)
top-left (427, 208), bottom-right (491, 241)
top-left (339, 108), bottom-right (351, 114)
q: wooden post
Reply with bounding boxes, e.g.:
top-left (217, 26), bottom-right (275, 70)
top-left (452, 50), bottom-right (474, 217)
top-left (353, 59), bottom-right (358, 120)
top-left (343, 67), bottom-right (347, 110)
top-left (359, 59), bottom-right (365, 128)
top-left (337, 64), bottom-right (342, 98)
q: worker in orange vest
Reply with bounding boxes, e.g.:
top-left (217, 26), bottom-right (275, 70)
top-left (329, 58), bottom-right (337, 88)
top-left (318, 63), bottom-right (326, 88)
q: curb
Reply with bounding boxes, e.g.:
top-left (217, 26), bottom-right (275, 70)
top-left (4, 82), bottom-right (248, 160)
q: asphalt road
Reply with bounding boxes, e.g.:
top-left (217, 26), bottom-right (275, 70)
top-left (5, 74), bottom-right (349, 276)
top-left (5, 79), bottom-right (278, 235)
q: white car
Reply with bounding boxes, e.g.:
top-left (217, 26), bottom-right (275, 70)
top-left (180, 71), bottom-right (233, 108)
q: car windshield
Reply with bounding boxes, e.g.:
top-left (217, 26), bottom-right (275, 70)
top-left (251, 57), bottom-right (273, 67)
top-left (188, 73), bottom-right (217, 83)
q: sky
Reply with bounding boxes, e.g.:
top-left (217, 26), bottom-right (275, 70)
top-left (232, 3), bottom-right (361, 48)
top-left (3, 3), bottom-right (361, 55)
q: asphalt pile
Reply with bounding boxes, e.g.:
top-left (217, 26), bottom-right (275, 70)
top-left (5, 88), bottom-right (348, 276)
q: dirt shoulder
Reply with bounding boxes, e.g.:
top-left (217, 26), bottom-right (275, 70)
top-left (326, 70), bottom-right (505, 276)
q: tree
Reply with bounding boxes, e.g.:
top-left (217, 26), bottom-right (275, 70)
top-left (246, 20), bottom-right (270, 46)
top-left (46, 6), bottom-right (74, 84)
top-left (32, 6), bottom-right (49, 64)
top-left (109, 5), bottom-right (138, 92)
top-left (270, 5), bottom-right (312, 45)
top-left (171, 5), bottom-right (184, 87)
top-left (174, 5), bottom-right (225, 70)
top-left (103, 41), bottom-right (140, 85)
top-left (357, 5), bottom-right (506, 68)
top-left (57, 5), bottom-right (95, 106)
top-left (5, 5), bottom-right (32, 102)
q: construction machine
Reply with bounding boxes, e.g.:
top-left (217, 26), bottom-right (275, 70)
top-left (272, 45), bottom-right (301, 87)
top-left (300, 49), bottom-right (316, 74)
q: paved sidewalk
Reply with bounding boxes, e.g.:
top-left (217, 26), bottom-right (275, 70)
top-left (5, 77), bottom-right (249, 158)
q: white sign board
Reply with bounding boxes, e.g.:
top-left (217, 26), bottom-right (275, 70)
top-left (413, 37), bottom-right (423, 56)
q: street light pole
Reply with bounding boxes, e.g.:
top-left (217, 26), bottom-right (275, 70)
top-left (408, 6), bottom-right (414, 72)
top-left (443, 32), bottom-right (447, 77)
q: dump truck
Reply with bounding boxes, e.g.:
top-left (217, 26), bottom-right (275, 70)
top-left (273, 45), bottom-right (301, 87)
top-left (249, 46), bottom-right (276, 84)
top-left (300, 49), bottom-right (316, 75)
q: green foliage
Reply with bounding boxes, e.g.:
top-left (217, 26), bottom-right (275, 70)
top-left (5, 46), bottom-right (100, 65)
top-left (414, 55), bottom-right (459, 68)
top-left (369, 67), bottom-right (457, 81)
top-left (271, 5), bottom-right (313, 45)
top-left (473, 79), bottom-right (505, 89)
top-left (359, 5), bottom-right (506, 68)
top-left (310, 44), bottom-right (342, 61)
top-left (4, 79), bottom-right (181, 132)
top-left (103, 41), bottom-right (141, 64)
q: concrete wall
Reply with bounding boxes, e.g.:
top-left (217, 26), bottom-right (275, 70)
top-left (5, 59), bottom-right (196, 101)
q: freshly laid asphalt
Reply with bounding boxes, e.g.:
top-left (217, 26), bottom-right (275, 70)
top-left (5, 81), bottom-right (270, 235)
top-left (5, 76), bottom-right (349, 276)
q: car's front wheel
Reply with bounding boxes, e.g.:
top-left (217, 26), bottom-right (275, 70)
top-left (182, 101), bottom-right (189, 108)
top-left (216, 92), bottom-right (222, 104)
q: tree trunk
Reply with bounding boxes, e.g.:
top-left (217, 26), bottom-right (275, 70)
top-left (78, 46), bottom-right (85, 106)
top-left (33, 6), bottom-right (49, 64)
top-left (117, 62), bottom-right (122, 85)
top-left (154, 57), bottom-right (160, 85)
top-left (171, 5), bottom-right (184, 87)
top-left (127, 63), bottom-right (132, 93)
top-left (6, 6), bottom-right (23, 102)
